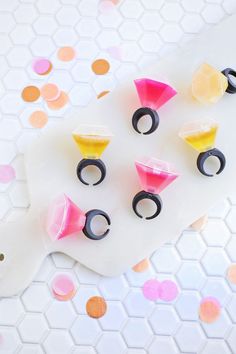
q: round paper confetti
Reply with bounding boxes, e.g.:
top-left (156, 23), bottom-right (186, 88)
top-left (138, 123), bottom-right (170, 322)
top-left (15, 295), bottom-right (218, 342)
top-left (40, 83), bottom-right (61, 102)
top-left (58, 47), bottom-right (76, 62)
top-left (21, 86), bottom-right (40, 102)
top-left (227, 264), bottom-right (236, 284)
top-left (191, 215), bottom-right (208, 231)
top-left (159, 280), bottom-right (178, 302)
top-left (0, 165), bottom-right (15, 184)
top-left (142, 279), bottom-right (161, 301)
top-left (29, 111), bottom-right (48, 128)
top-left (199, 297), bottom-right (221, 323)
top-left (33, 58), bottom-right (52, 75)
top-left (97, 90), bottom-right (110, 99)
top-left (92, 59), bottom-right (110, 75)
top-left (99, 0), bottom-right (115, 12)
top-left (46, 91), bottom-right (69, 110)
top-left (132, 258), bottom-right (149, 273)
top-left (86, 296), bottom-right (107, 318)
top-left (52, 274), bottom-right (76, 301)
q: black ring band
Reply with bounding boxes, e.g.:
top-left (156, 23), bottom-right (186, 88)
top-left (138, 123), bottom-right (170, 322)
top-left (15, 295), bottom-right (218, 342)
top-left (77, 159), bottom-right (106, 186)
top-left (222, 68), bottom-right (236, 94)
top-left (132, 107), bottom-right (159, 135)
top-left (132, 190), bottom-right (162, 220)
top-left (83, 209), bottom-right (111, 240)
top-left (197, 148), bottom-right (226, 177)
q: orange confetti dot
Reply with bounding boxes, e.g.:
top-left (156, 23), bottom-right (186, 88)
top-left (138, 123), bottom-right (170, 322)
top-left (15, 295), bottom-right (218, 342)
top-left (21, 86), bottom-right (40, 102)
top-left (58, 46), bottom-right (76, 62)
top-left (191, 215), bottom-right (208, 231)
top-left (92, 59), bottom-right (110, 75)
top-left (86, 296), bottom-right (107, 318)
top-left (227, 264), bottom-right (236, 284)
top-left (97, 90), bottom-right (110, 99)
top-left (41, 83), bottom-right (60, 101)
top-left (199, 297), bottom-right (221, 323)
top-left (132, 258), bottom-right (149, 273)
top-left (47, 91), bottom-right (69, 110)
top-left (29, 111), bottom-right (48, 128)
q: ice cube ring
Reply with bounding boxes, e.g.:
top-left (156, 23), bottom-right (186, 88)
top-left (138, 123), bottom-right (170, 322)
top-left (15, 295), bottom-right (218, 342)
top-left (132, 158), bottom-right (179, 220)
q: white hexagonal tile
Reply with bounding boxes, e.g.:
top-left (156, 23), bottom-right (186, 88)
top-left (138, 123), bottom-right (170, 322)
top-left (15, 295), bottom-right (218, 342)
top-left (202, 4), bottom-right (225, 23)
top-left (202, 219), bottom-right (230, 247)
top-left (181, 0), bottom-right (205, 12)
top-left (122, 318), bottom-right (152, 348)
top-left (18, 314), bottom-right (48, 343)
top-left (120, 0), bottom-right (144, 19)
top-left (0, 298), bottom-right (24, 325)
top-left (149, 336), bottom-right (179, 354)
top-left (76, 18), bottom-right (100, 37)
top-left (73, 347), bottom-right (96, 354)
top-left (201, 309), bottom-right (231, 339)
top-left (181, 13), bottom-right (205, 33)
top-left (69, 84), bottom-right (94, 106)
top-left (0, 13), bottom-right (15, 33)
top-left (3, 69), bottom-right (28, 90)
top-left (151, 246), bottom-right (180, 273)
top-left (98, 10), bottom-right (122, 29)
top-left (97, 333), bottom-right (126, 354)
top-left (14, 4), bottom-right (38, 24)
top-left (175, 291), bottom-right (201, 321)
top-left (33, 16), bottom-right (58, 35)
top-left (0, 119), bottom-right (21, 140)
top-left (74, 40), bottom-right (99, 59)
top-left (125, 264), bottom-right (155, 287)
top-left (0, 34), bottom-right (12, 55)
top-left (97, 30), bottom-right (121, 48)
top-left (0, 57), bottom-right (9, 78)
top-left (176, 262), bottom-right (205, 290)
top-left (201, 339), bottom-right (231, 354)
top-left (30, 36), bottom-right (56, 56)
top-left (176, 231), bottom-right (206, 260)
top-left (160, 24), bottom-right (183, 42)
top-left (10, 24), bottom-right (35, 45)
top-left (36, 0), bottom-right (61, 14)
top-left (18, 344), bottom-right (44, 354)
top-left (223, 0), bottom-right (236, 14)
top-left (201, 278), bottom-right (231, 306)
top-left (99, 275), bottom-right (129, 300)
top-left (75, 263), bottom-right (100, 285)
top-left (34, 255), bottom-right (55, 282)
top-left (0, 0), bottom-right (18, 12)
top-left (0, 93), bottom-right (25, 114)
top-left (0, 141), bottom-right (16, 164)
top-left (16, 131), bottom-right (40, 153)
top-left (201, 248), bottom-right (230, 276)
top-left (208, 199), bottom-right (230, 218)
top-left (9, 181), bottom-right (29, 208)
top-left (124, 289), bottom-right (154, 317)
top-left (175, 323), bottom-right (206, 353)
top-left (79, 0), bottom-right (98, 16)
top-left (119, 21), bottom-right (142, 41)
top-left (140, 0), bottom-right (165, 10)
top-left (72, 285), bottom-right (100, 314)
top-left (70, 316), bottom-right (100, 345)
top-left (226, 207), bottom-right (236, 232)
top-left (56, 6), bottom-right (80, 26)
top-left (149, 305), bottom-right (180, 335)
top-left (161, 3), bottom-right (184, 22)
top-left (0, 328), bottom-right (21, 353)
top-left (46, 301), bottom-right (76, 329)
top-left (140, 12), bottom-right (163, 32)
top-left (99, 301), bottom-right (127, 331)
top-left (139, 33), bottom-right (163, 53)
top-left (53, 28), bottom-right (77, 46)
top-left (226, 294), bottom-right (236, 322)
top-left (22, 283), bottom-right (51, 312)
top-left (120, 42), bottom-right (142, 62)
top-left (43, 330), bottom-right (74, 353)
top-left (71, 62), bottom-right (93, 83)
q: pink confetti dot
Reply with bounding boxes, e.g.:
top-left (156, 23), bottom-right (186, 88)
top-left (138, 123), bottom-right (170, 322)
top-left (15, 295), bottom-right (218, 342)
top-left (33, 58), bottom-right (51, 75)
top-left (142, 279), bottom-right (161, 301)
top-left (159, 280), bottom-right (178, 302)
top-left (52, 274), bottom-right (76, 301)
top-left (0, 165), bottom-right (15, 184)
top-left (99, 0), bottom-right (115, 13)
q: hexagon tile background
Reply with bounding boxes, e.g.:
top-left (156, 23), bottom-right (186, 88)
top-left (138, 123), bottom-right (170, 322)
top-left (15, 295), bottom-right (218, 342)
top-left (1, 0), bottom-right (236, 353)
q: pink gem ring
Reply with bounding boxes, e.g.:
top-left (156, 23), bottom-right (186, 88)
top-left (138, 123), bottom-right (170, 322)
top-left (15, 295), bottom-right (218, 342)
top-left (132, 78), bottom-right (177, 135)
top-left (132, 158), bottom-right (179, 220)
top-left (46, 194), bottom-right (111, 241)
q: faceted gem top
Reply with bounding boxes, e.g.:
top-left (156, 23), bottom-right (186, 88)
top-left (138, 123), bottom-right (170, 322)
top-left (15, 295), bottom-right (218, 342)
top-left (46, 194), bottom-right (86, 241)
top-left (179, 119), bottom-right (218, 153)
top-left (135, 157), bottom-right (179, 195)
top-left (72, 125), bottom-right (113, 159)
top-left (191, 63), bottom-right (228, 104)
top-left (134, 78), bottom-right (177, 110)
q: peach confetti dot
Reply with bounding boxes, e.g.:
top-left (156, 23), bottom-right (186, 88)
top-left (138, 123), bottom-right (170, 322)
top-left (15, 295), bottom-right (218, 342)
top-left (199, 297), bottom-right (221, 323)
top-left (47, 91), bottom-right (69, 110)
top-left (97, 90), bottom-right (110, 99)
top-left (0, 165), bottom-right (15, 184)
top-left (58, 46), bottom-right (76, 62)
top-left (191, 215), bottom-right (208, 231)
top-left (52, 274), bottom-right (76, 301)
top-left (21, 86), bottom-right (40, 102)
top-left (86, 296), bottom-right (107, 318)
top-left (142, 279), bottom-right (161, 301)
top-left (132, 258), bottom-right (149, 273)
top-left (29, 111), bottom-right (48, 128)
top-left (92, 59), bottom-right (110, 75)
top-left (41, 83), bottom-right (61, 102)
top-left (227, 264), bottom-right (236, 284)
